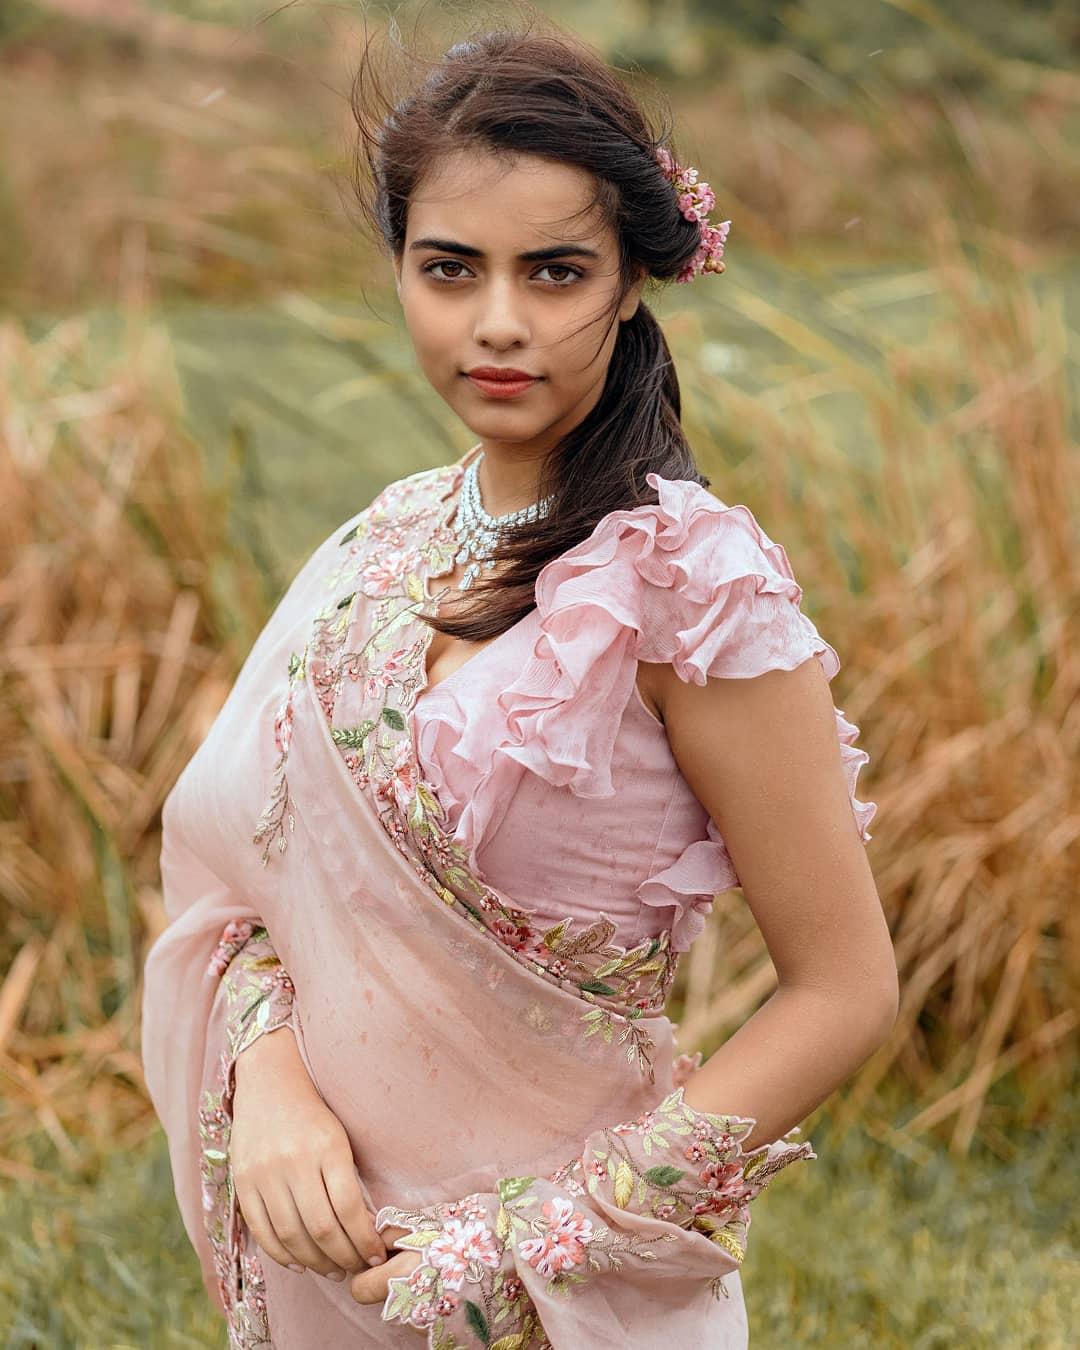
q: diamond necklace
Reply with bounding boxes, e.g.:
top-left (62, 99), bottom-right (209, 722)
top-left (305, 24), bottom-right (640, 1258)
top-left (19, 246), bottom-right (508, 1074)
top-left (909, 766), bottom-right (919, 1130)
top-left (450, 450), bottom-right (555, 590)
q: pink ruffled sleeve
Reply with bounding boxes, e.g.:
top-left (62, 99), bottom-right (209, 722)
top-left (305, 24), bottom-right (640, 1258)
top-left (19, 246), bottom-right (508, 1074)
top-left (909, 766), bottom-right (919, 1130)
top-left (478, 472), bottom-right (877, 950)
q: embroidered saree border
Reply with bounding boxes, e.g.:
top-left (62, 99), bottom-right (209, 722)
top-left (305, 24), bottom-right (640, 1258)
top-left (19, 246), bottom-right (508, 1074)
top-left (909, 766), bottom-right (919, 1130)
top-left (251, 460), bottom-right (686, 1083)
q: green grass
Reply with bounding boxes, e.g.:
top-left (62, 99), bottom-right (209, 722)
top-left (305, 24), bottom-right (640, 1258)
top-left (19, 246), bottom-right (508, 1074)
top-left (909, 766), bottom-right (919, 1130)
top-left (3, 1080), bottom-right (1076, 1348)
top-left (743, 1081), bottom-right (1080, 1347)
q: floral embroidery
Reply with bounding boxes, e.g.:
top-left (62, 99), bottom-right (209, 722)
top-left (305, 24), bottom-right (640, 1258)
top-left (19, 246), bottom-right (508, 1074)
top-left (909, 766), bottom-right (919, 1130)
top-left (251, 462), bottom-right (683, 1082)
top-left (375, 1086), bottom-right (815, 1344)
top-left (199, 926), bottom-right (294, 1348)
top-left (547, 1084), bottom-right (815, 1266)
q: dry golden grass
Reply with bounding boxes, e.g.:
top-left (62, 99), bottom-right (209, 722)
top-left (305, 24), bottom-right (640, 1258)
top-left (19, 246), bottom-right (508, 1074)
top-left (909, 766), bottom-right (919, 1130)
top-left (668, 220), bottom-right (1080, 1158)
top-left (2, 228), bottom-right (1076, 1185)
top-left (0, 313), bottom-right (267, 1183)
top-left (0, 2), bottom-right (1077, 1188)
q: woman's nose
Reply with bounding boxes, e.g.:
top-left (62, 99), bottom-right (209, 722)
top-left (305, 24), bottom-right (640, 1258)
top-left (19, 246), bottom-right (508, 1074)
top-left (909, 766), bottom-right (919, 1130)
top-left (471, 277), bottom-right (531, 349)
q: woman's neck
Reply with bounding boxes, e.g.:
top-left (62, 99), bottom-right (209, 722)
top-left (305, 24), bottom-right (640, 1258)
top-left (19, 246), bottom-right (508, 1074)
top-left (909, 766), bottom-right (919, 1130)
top-left (471, 442), bottom-right (548, 517)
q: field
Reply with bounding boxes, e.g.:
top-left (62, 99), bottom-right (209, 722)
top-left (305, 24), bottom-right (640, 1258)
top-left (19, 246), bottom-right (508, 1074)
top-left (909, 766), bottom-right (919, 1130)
top-left (1, 1), bottom-right (1078, 1345)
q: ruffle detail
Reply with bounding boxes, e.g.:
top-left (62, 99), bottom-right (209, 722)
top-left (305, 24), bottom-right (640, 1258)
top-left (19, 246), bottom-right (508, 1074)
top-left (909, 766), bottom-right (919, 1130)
top-left (416, 472), bottom-right (877, 903)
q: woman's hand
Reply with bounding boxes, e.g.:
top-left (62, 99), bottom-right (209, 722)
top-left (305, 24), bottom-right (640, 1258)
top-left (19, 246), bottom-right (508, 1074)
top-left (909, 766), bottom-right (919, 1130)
top-left (349, 1225), bottom-right (421, 1306)
top-left (231, 1025), bottom-right (389, 1280)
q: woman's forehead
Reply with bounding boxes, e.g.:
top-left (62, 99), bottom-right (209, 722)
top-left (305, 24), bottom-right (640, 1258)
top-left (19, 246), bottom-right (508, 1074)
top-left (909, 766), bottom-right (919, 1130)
top-left (407, 148), bottom-right (610, 249)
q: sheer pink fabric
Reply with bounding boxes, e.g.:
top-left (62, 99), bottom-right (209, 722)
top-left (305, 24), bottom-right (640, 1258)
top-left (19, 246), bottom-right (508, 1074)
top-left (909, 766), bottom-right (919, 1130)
top-left (140, 449), bottom-right (876, 1347)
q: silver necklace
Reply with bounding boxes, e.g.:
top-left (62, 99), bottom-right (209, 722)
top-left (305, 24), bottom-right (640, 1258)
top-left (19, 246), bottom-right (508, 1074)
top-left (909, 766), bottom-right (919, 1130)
top-left (450, 450), bottom-right (555, 590)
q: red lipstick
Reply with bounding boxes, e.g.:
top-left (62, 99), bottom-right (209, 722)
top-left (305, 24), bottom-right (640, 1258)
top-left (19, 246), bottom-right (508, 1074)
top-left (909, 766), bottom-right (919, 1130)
top-left (465, 366), bottom-right (541, 400)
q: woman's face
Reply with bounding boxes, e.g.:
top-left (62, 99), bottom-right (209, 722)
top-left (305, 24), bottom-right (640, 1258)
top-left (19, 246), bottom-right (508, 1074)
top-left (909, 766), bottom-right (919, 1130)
top-left (392, 146), bottom-right (645, 468)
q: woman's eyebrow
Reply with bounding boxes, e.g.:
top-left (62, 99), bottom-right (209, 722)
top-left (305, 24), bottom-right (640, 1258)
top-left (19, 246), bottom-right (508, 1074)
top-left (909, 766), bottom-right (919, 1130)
top-left (408, 236), bottom-right (601, 262)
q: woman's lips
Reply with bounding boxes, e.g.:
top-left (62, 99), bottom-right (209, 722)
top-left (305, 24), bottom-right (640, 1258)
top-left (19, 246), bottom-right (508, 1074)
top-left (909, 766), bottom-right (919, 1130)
top-left (465, 373), bottom-right (540, 399)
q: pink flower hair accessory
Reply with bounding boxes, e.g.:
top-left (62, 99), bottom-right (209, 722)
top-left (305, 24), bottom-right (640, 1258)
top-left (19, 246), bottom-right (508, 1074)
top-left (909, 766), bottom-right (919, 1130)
top-left (655, 145), bottom-right (731, 284)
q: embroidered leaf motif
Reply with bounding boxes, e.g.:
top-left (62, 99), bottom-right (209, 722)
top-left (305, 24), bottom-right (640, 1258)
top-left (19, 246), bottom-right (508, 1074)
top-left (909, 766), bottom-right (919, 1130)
top-left (385, 1281), bottom-right (412, 1318)
top-left (613, 1160), bottom-right (634, 1208)
top-left (443, 864), bottom-right (486, 896)
top-left (335, 591), bottom-right (356, 610)
top-left (632, 959), bottom-right (667, 975)
top-left (644, 1164), bottom-right (686, 1185)
top-left (464, 1299), bottom-right (490, 1343)
top-left (542, 919), bottom-right (569, 952)
top-left (331, 721), bottom-right (375, 750)
top-left (578, 980), bottom-right (618, 996)
top-left (380, 707), bottom-right (406, 730)
top-left (491, 1335), bottom-right (529, 1350)
top-left (395, 1227), bottom-right (442, 1249)
top-left (339, 523), bottom-right (360, 545)
top-left (743, 1154), bottom-right (770, 1181)
top-left (708, 1228), bottom-right (746, 1264)
top-left (405, 572), bottom-right (426, 603)
top-left (495, 1204), bottom-right (510, 1240)
top-left (287, 651), bottom-right (303, 679)
top-left (497, 1176), bottom-right (535, 1203)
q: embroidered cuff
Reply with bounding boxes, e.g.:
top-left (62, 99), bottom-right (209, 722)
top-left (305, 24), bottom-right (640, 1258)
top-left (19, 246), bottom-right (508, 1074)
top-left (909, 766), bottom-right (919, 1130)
top-left (206, 921), bottom-right (296, 1062)
top-left (198, 923), bottom-right (296, 1343)
top-left (374, 1086), bottom-right (814, 1346)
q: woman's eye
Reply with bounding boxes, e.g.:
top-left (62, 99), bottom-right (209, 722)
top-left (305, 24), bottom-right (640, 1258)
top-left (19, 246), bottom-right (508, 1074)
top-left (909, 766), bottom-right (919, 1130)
top-left (535, 264), bottom-right (582, 286)
top-left (421, 260), bottom-right (582, 286)
top-left (424, 260), bottom-right (470, 281)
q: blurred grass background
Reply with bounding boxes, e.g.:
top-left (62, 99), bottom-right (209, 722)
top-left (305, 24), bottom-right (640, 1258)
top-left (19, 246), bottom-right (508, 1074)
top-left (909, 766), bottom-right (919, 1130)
top-left (1, 0), bottom-right (1077, 1345)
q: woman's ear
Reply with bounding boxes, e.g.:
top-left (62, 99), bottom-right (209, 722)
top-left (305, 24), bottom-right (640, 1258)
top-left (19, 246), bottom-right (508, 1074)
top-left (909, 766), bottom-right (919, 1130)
top-left (618, 264), bottom-right (648, 322)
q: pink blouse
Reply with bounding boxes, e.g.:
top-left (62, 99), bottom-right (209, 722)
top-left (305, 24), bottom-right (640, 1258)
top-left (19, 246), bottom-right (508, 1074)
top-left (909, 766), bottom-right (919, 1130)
top-left (410, 472), bottom-right (876, 955)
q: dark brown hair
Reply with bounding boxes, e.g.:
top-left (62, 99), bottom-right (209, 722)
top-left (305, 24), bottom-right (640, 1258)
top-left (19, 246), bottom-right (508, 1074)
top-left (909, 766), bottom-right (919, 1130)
top-left (349, 4), bottom-right (713, 641)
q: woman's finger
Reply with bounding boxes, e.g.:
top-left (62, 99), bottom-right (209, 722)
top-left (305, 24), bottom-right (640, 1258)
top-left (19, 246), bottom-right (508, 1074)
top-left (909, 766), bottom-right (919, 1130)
top-left (291, 1170), bottom-right (371, 1274)
top-left (350, 1248), bottom-right (421, 1305)
top-left (320, 1154), bottom-right (388, 1269)
top-left (237, 1183), bottom-right (306, 1274)
top-left (265, 1178), bottom-right (349, 1279)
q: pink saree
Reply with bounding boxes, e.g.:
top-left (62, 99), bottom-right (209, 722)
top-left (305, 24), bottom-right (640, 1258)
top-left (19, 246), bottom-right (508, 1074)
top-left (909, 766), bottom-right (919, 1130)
top-left (141, 450), bottom-right (828, 1347)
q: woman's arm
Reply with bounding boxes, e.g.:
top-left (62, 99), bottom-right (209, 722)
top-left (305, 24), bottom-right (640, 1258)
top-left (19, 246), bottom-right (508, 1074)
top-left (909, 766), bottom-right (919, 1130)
top-left (204, 924), bottom-right (388, 1290)
top-left (648, 652), bottom-right (899, 1149)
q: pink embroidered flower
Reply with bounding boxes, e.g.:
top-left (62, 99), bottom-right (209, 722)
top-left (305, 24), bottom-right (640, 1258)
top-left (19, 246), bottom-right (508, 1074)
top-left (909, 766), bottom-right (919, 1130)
top-left (223, 919), bottom-right (254, 945)
top-left (684, 1141), bottom-right (708, 1163)
top-left (360, 549), bottom-right (421, 597)
top-left (375, 738), bottom-right (418, 814)
top-left (434, 1292), bottom-right (460, 1317)
top-left (672, 1051), bottom-right (703, 1088)
top-left (406, 1296), bottom-right (439, 1329)
top-left (587, 1158), bottom-right (608, 1180)
top-left (408, 1264), bottom-right (437, 1292)
top-left (272, 697), bottom-right (295, 757)
top-left (654, 1202), bottom-right (678, 1221)
top-left (490, 917), bottom-right (538, 953)
top-left (206, 919), bottom-right (255, 976)
top-left (518, 1195), bottom-right (594, 1278)
top-left (502, 1276), bottom-right (524, 1303)
top-left (428, 1216), bottom-right (501, 1291)
top-left (697, 1159), bottom-right (753, 1216)
top-left (373, 646), bottom-right (411, 688)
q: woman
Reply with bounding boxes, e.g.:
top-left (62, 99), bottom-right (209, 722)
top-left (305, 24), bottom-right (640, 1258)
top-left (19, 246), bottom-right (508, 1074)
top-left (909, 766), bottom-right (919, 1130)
top-left (140, 18), bottom-right (898, 1349)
